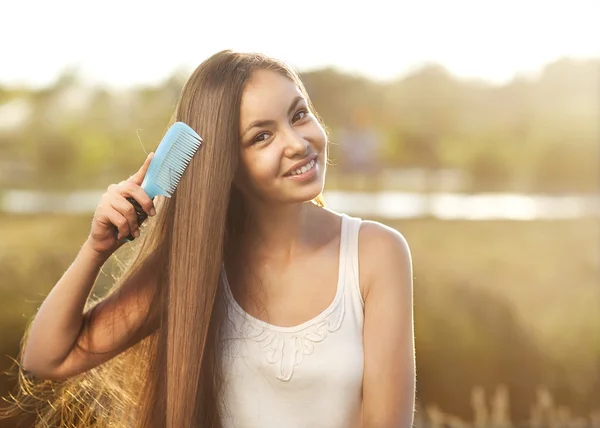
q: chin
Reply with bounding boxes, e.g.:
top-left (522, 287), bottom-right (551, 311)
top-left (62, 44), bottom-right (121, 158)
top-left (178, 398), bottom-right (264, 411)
top-left (286, 179), bottom-right (325, 204)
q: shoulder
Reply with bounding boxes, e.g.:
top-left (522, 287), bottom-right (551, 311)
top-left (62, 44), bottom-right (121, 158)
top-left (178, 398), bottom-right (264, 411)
top-left (357, 220), bottom-right (413, 302)
top-left (359, 219), bottom-right (410, 251)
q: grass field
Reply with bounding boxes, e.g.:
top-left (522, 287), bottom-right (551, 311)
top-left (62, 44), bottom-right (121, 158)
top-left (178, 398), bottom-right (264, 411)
top-left (0, 213), bottom-right (598, 426)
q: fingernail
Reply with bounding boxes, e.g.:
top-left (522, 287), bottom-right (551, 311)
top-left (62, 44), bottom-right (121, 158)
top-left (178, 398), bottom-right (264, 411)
top-left (134, 229), bottom-right (140, 238)
top-left (150, 208), bottom-right (156, 216)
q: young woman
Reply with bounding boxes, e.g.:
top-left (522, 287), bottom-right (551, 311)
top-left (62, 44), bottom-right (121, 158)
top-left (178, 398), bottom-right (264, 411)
top-left (9, 50), bottom-right (415, 428)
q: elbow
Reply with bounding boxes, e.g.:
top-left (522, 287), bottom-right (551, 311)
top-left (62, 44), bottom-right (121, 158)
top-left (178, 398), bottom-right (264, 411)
top-left (21, 365), bottom-right (69, 382)
top-left (21, 351), bottom-right (68, 382)
top-left (20, 360), bottom-right (50, 382)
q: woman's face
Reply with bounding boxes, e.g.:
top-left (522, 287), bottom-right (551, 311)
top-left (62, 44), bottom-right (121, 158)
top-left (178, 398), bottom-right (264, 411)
top-left (236, 69), bottom-right (327, 205)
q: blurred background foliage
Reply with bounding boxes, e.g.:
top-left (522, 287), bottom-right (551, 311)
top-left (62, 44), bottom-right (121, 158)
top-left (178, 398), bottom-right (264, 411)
top-left (0, 57), bottom-right (598, 193)
top-left (0, 57), bottom-right (599, 427)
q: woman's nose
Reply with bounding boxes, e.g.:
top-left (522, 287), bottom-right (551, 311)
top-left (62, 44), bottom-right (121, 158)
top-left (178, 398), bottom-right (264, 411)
top-left (282, 128), bottom-right (309, 158)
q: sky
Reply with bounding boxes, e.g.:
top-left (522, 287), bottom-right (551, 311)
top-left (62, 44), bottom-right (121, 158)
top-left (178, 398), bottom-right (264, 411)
top-left (1, 0), bottom-right (598, 88)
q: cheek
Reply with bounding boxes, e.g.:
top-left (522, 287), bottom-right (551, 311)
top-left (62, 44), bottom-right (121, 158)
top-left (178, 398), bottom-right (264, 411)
top-left (241, 150), bottom-right (281, 186)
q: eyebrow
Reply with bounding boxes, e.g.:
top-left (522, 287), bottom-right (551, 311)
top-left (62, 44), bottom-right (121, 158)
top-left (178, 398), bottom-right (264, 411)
top-left (241, 95), bottom-right (304, 138)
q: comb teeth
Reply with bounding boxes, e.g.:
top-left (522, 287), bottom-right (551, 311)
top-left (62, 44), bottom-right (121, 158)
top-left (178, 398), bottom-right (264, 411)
top-left (155, 132), bottom-right (201, 195)
top-left (142, 122), bottom-right (203, 198)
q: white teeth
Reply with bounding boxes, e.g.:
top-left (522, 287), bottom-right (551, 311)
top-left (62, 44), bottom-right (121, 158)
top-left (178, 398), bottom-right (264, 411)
top-left (290, 159), bottom-right (315, 176)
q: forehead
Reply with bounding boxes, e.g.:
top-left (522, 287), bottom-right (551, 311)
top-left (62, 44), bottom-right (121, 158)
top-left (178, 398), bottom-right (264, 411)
top-left (240, 69), bottom-right (303, 123)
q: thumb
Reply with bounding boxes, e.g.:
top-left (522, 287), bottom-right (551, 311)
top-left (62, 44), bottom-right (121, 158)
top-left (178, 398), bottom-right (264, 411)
top-left (128, 152), bottom-right (154, 185)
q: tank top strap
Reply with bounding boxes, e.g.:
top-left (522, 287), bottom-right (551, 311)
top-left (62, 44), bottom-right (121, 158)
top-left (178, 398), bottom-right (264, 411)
top-left (340, 214), bottom-right (364, 308)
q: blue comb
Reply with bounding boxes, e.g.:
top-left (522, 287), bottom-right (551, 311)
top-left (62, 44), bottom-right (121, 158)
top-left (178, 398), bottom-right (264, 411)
top-left (120, 121), bottom-right (202, 241)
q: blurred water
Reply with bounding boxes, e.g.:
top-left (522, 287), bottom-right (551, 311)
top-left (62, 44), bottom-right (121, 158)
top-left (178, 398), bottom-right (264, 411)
top-left (2, 190), bottom-right (599, 220)
top-left (325, 191), bottom-right (600, 220)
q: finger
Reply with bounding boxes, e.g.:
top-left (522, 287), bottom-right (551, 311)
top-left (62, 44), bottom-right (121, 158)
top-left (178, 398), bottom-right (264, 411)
top-left (129, 152), bottom-right (154, 186)
top-left (110, 197), bottom-right (140, 238)
top-left (106, 209), bottom-right (132, 240)
top-left (118, 181), bottom-right (155, 217)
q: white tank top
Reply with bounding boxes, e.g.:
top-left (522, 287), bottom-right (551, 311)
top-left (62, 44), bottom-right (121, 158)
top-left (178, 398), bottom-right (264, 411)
top-left (219, 214), bottom-right (365, 428)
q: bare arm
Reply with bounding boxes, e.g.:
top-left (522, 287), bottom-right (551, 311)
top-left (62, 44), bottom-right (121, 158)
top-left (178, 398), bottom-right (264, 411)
top-left (22, 153), bottom-right (160, 381)
top-left (360, 221), bottom-right (416, 428)
top-left (22, 239), bottom-right (160, 381)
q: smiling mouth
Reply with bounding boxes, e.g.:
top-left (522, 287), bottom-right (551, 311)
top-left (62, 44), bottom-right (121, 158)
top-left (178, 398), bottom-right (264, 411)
top-left (285, 158), bottom-right (317, 177)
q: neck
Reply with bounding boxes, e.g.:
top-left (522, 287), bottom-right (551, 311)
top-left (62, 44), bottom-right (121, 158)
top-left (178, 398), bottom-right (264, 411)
top-left (242, 199), bottom-right (313, 260)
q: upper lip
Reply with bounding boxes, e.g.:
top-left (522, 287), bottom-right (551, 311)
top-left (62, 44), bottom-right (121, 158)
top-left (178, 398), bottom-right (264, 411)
top-left (284, 153), bottom-right (318, 176)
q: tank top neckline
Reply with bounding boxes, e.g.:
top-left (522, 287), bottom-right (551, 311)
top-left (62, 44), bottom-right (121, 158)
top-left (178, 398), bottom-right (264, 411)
top-left (221, 213), bottom-right (350, 334)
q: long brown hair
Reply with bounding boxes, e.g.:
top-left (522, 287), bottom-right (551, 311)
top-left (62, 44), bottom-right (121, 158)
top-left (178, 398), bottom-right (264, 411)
top-left (0, 50), bottom-right (326, 427)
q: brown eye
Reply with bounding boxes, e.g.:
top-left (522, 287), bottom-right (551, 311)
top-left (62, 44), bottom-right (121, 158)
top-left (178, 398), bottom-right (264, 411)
top-left (292, 109), bottom-right (308, 123)
top-left (252, 132), bottom-right (270, 144)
